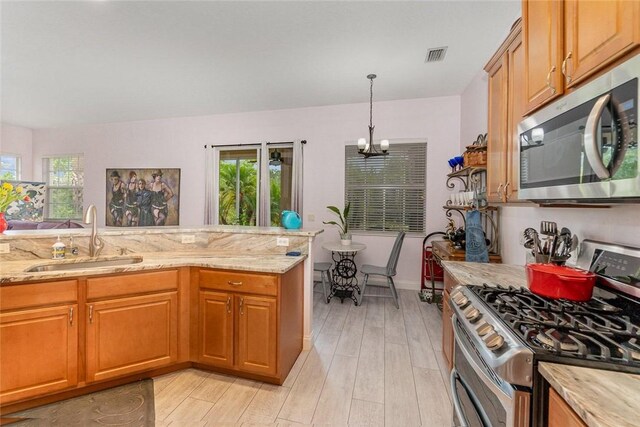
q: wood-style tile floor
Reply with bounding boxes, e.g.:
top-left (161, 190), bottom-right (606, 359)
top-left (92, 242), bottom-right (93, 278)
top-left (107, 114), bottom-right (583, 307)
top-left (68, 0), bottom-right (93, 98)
top-left (153, 288), bottom-right (452, 426)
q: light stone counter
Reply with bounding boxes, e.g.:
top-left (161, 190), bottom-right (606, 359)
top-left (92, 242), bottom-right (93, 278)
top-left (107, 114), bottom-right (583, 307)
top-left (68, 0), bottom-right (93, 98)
top-left (0, 252), bottom-right (306, 284)
top-left (441, 261), bottom-right (528, 289)
top-left (0, 225), bottom-right (323, 239)
top-left (539, 362), bottom-right (640, 427)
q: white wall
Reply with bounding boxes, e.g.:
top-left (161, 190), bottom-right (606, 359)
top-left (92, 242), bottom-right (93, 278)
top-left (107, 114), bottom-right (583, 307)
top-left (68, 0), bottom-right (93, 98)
top-left (31, 96), bottom-right (463, 288)
top-left (460, 69), bottom-right (489, 148)
top-left (460, 69), bottom-right (640, 265)
top-left (0, 124), bottom-right (33, 179)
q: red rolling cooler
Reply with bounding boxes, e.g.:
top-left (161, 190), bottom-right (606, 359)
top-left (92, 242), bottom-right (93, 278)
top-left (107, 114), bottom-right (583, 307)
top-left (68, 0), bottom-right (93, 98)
top-left (420, 231), bottom-right (445, 303)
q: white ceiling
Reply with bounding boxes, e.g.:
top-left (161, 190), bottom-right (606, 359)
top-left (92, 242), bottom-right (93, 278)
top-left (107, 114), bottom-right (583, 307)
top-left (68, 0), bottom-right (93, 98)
top-left (1, 1), bottom-right (520, 129)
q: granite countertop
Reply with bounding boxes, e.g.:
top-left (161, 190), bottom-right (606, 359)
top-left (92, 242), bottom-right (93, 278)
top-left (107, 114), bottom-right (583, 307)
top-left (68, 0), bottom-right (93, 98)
top-left (0, 252), bottom-right (306, 284)
top-left (539, 362), bottom-right (640, 427)
top-left (0, 225), bottom-right (324, 240)
top-left (441, 261), bottom-right (528, 289)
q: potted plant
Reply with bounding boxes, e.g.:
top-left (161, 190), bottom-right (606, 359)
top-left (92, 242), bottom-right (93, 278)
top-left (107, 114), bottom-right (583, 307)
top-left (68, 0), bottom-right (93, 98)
top-left (323, 202), bottom-right (352, 245)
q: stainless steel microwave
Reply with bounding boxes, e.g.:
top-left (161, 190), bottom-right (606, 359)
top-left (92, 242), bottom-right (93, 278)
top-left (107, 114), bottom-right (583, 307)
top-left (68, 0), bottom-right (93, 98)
top-left (518, 54), bottom-right (639, 203)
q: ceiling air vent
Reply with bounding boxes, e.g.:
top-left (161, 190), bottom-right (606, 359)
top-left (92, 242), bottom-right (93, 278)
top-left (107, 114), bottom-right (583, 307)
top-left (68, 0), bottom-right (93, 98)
top-left (425, 46), bottom-right (448, 63)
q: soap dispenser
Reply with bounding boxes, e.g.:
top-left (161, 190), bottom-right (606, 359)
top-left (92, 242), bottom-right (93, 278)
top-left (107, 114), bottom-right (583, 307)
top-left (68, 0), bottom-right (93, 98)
top-left (52, 236), bottom-right (66, 259)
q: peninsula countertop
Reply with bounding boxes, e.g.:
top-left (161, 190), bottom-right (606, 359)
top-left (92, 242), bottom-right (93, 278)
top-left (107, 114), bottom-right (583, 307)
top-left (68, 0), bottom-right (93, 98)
top-left (539, 362), bottom-right (640, 427)
top-left (0, 252), bottom-right (306, 284)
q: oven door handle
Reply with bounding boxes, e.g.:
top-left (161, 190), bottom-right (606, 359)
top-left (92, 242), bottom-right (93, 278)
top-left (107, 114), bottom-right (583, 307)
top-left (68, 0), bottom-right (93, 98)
top-left (451, 366), bottom-right (493, 427)
top-left (584, 93), bottom-right (611, 179)
top-left (450, 368), bottom-right (470, 427)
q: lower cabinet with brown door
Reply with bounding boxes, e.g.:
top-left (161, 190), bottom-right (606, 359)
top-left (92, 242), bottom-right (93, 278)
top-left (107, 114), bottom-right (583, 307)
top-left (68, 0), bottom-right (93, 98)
top-left (442, 269), bottom-right (459, 371)
top-left (0, 262), bottom-right (303, 412)
top-left (0, 280), bottom-right (79, 406)
top-left (547, 387), bottom-right (586, 427)
top-left (85, 269), bottom-right (180, 383)
top-left (198, 290), bottom-right (234, 368)
top-left (237, 294), bottom-right (277, 376)
top-left (195, 263), bottom-right (303, 384)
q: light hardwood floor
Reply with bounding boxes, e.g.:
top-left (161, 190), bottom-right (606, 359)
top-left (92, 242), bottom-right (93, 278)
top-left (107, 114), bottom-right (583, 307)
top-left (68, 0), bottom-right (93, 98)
top-left (154, 288), bottom-right (452, 426)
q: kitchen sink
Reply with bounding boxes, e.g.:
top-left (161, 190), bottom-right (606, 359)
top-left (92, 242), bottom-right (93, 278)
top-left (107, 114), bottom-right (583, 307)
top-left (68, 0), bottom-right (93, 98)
top-left (25, 256), bottom-right (143, 272)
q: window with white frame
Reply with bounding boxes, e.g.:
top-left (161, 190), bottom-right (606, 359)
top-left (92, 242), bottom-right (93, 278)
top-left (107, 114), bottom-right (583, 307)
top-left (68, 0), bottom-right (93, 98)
top-left (205, 141), bottom-right (304, 227)
top-left (43, 154), bottom-right (84, 219)
top-left (345, 142), bottom-right (426, 233)
top-left (0, 154), bottom-right (21, 180)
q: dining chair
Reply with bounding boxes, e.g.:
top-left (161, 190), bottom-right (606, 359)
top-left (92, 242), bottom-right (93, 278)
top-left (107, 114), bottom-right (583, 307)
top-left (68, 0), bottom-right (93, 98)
top-left (313, 262), bottom-right (331, 302)
top-left (358, 231), bottom-right (405, 308)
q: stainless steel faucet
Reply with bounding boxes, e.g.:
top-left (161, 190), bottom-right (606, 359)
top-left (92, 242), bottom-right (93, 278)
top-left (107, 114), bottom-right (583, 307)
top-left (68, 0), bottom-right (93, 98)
top-left (83, 204), bottom-right (104, 257)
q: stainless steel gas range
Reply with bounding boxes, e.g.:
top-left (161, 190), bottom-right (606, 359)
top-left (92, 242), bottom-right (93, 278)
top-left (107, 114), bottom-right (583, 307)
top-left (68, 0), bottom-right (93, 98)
top-left (449, 240), bottom-right (640, 427)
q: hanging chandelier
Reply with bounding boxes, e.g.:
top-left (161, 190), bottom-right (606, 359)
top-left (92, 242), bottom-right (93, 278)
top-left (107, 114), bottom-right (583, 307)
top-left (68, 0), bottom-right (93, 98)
top-left (358, 74), bottom-right (389, 158)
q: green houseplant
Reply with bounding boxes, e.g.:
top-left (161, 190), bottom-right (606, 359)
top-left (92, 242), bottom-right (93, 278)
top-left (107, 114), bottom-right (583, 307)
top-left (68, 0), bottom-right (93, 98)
top-left (323, 202), bottom-right (352, 245)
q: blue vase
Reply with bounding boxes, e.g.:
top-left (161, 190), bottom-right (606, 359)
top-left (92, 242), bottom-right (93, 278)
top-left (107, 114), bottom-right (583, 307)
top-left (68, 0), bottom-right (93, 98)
top-left (281, 210), bottom-right (302, 229)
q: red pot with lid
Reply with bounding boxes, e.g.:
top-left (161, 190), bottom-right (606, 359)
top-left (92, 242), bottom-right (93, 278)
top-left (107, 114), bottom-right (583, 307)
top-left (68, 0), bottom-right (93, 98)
top-left (526, 263), bottom-right (596, 302)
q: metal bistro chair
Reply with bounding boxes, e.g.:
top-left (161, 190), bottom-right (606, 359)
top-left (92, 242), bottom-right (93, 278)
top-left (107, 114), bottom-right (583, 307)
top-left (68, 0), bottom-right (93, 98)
top-left (359, 231), bottom-right (405, 308)
top-left (313, 262), bottom-right (331, 303)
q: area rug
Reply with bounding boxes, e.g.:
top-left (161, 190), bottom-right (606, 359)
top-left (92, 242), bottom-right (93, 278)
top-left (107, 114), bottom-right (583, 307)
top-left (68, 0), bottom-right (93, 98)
top-left (5, 380), bottom-right (155, 426)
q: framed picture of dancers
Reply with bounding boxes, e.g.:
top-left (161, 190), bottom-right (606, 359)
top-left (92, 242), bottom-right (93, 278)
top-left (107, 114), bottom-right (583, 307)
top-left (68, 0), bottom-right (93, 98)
top-left (105, 168), bottom-right (180, 227)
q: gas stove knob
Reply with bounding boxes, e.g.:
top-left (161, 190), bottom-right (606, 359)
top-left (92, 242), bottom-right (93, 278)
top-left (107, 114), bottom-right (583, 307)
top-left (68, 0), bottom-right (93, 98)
top-left (462, 306), bottom-right (481, 322)
top-left (452, 293), bottom-right (469, 307)
top-left (476, 323), bottom-right (494, 337)
top-left (483, 332), bottom-right (505, 351)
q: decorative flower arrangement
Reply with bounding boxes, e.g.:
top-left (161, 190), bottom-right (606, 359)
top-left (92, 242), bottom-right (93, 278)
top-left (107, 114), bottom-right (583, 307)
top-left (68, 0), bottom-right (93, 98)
top-left (0, 182), bottom-right (31, 213)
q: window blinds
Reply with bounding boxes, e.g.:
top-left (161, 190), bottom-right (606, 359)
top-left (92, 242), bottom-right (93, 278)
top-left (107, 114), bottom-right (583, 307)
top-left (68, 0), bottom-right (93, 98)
top-left (345, 142), bottom-right (426, 233)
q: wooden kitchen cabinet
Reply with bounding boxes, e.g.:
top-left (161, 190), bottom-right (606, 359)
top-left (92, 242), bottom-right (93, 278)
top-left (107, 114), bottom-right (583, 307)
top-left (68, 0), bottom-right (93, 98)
top-left (442, 269), bottom-right (460, 371)
top-left (548, 387), bottom-right (587, 427)
top-left (523, 0), bottom-right (640, 114)
top-left (195, 263), bottom-right (302, 383)
top-left (0, 280), bottom-right (78, 405)
top-left (85, 270), bottom-right (179, 383)
top-left (486, 19), bottom-right (524, 203)
top-left (198, 290), bottom-right (234, 368)
top-left (198, 290), bottom-right (277, 375)
top-left (0, 262), bottom-right (303, 410)
top-left (237, 295), bottom-right (277, 376)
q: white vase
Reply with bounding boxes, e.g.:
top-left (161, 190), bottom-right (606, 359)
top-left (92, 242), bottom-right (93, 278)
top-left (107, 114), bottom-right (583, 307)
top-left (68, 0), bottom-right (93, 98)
top-left (340, 233), bottom-right (352, 246)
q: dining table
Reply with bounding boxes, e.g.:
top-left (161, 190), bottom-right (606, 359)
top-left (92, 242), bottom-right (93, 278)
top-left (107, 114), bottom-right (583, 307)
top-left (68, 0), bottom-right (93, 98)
top-left (321, 241), bottom-right (367, 305)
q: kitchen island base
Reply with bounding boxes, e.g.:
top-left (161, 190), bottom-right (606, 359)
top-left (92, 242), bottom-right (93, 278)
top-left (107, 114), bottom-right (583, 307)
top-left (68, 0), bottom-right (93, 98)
top-left (0, 263), bottom-right (304, 414)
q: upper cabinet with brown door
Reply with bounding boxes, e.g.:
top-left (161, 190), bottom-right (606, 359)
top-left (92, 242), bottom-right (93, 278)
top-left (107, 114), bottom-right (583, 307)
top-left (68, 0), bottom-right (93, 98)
top-left (523, 0), bottom-right (640, 114)
top-left (486, 19), bottom-right (525, 203)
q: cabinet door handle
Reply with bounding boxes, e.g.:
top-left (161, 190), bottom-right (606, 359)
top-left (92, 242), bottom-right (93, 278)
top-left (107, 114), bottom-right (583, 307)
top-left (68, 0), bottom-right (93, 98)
top-left (504, 182), bottom-right (511, 200)
top-left (561, 52), bottom-right (572, 83)
top-left (89, 305), bottom-right (94, 324)
top-left (69, 307), bottom-right (74, 325)
top-left (227, 280), bottom-right (243, 286)
top-left (226, 296), bottom-right (231, 314)
top-left (496, 183), bottom-right (503, 199)
top-left (546, 66), bottom-right (557, 94)
top-left (239, 297), bottom-right (244, 315)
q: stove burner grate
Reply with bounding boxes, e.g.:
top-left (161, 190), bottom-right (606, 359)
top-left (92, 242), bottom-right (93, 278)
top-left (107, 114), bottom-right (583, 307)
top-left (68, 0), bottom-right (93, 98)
top-left (536, 328), bottom-right (580, 352)
top-left (470, 284), bottom-right (640, 365)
